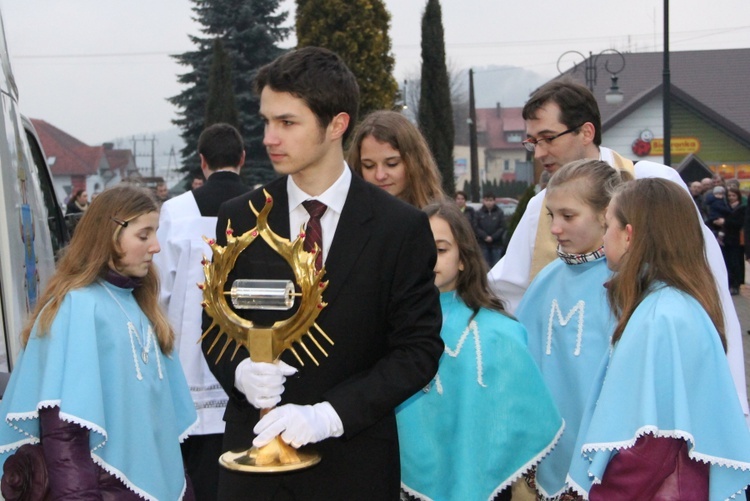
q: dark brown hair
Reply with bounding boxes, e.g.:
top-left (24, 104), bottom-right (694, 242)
top-left (423, 201), bottom-right (508, 319)
top-left (198, 123), bottom-right (245, 170)
top-left (255, 46), bottom-right (360, 143)
top-left (523, 78), bottom-right (602, 146)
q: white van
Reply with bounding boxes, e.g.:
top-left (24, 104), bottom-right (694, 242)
top-left (0, 12), bottom-right (68, 379)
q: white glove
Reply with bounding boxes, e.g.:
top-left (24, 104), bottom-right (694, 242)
top-left (234, 359), bottom-right (297, 409)
top-left (252, 402), bottom-right (344, 449)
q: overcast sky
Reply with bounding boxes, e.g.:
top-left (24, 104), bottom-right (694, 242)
top-left (0, 0), bottom-right (747, 145)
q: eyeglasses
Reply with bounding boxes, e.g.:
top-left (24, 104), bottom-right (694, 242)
top-left (522, 124), bottom-right (584, 152)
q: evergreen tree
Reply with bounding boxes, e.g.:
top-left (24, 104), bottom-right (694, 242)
top-left (205, 38), bottom-right (239, 128)
top-left (295, 0), bottom-right (398, 120)
top-left (506, 184), bottom-right (536, 239)
top-left (169, 0), bottom-right (290, 187)
top-left (419, 0), bottom-right (455, 196)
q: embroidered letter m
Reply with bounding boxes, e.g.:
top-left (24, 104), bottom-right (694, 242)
top-left (546, 299), bottom-right (585, 356)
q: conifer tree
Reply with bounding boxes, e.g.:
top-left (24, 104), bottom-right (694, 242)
top-left (419, 0), bottom-right (455, 195)
top-left (170, 0), bottom-right (290, 187)
top-left (205, 38), bottom-right (239, 128)
top-left (295, 0), bottom-right (398, 121)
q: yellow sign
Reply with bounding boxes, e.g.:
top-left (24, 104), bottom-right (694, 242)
top-left (650, 137), bottom-right (700, 155)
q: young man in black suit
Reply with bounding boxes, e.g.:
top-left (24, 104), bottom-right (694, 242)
top-left (201, 47), bottom-right (444, 500)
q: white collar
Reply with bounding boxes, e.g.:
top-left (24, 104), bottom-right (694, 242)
top-left (286, 162), bottom-right (351, 214)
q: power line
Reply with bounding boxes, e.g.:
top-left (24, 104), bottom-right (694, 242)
top-left (394, 25), bottom-right (750, 51)
top-left (12, 26), bottom-right (748, 61)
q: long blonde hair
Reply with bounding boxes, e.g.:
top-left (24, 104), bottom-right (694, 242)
top-left (348, 110), bottom-right (445, 208)
top-left (21, 184), bottom-right (174, 353)
top-left (607, 178), bottom-right (726, 350)
top-left (547, 159), bottom-right (633, 214)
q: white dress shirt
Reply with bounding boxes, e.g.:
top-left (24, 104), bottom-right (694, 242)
top-left (286, 163), bottom-right (352, 265)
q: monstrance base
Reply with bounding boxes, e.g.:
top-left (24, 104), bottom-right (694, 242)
top-left (219, 436), bottom-right (321, 473)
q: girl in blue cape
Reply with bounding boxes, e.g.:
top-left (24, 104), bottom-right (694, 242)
top-left (396, 201), bottom-right (563, 501)
top-left (515, 159), bottom-right (632, 499)
top-left (0, 185), bottom-right (197, 500)
top-left (567, 178), bottom-right (750, 500)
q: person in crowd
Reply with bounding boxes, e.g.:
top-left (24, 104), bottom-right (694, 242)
top-left (704, 175), bottom-right (725, 207)
top-left (474, 192), bottom-right (506, 267)
top-left (690, 180), bottom-right (708, 222)
top-left (0, 184), bottom-right (197, 500)
top-left (156, 181), bottom-right (171, 204)
top-left (487, 78), bottom-right (749, 420)
top-left (454, 189), bottom-right (475, 224)
top-left (201, 47), bottom-right (443, 500)
top-left (568, 178), bottom-right (750, 500)
top-left (727, 178), bottom-right (747, 205)
top-left (191, 175), bottom-right (205, 190)
top-left (515, 159), bottom-right (631, 499)
top-left (708, 185), bottom-right (730, 243)
top-left (347, 110), bottom-right (445, 208)
top-left (713, 185), bottom-right (746, 295)
top-left (397, 200), bottom-right (562, 501)
top-left (66, 188), bottom-right (89, 215)
top-left (154, 123), bottom-right (250, 501)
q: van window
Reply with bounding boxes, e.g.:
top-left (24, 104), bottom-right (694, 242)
top-left (25, 129), bottom-right (67, 257)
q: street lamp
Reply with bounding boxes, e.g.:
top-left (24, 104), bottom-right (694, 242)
top-left (556, 49), bottom-right (626, 105)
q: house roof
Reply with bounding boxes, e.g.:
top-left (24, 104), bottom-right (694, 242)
top-left (474, 106), bottom-right (525, 150)
top-left (103, 147), bottom-right (135, 177)
top-left (30, 118), bottom-right (105, 176)
top-left (556, 48), bottom-right (750, 145)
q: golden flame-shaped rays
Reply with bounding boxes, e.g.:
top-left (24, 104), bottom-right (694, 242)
top-left (199, 190), bottom-right (333, 366)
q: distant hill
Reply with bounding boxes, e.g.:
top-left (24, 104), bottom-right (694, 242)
top-left (456, 65), bottom-right (551, 108)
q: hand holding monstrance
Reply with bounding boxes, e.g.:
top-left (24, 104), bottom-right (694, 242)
top-left (199, 191), bottom-right (334, 472)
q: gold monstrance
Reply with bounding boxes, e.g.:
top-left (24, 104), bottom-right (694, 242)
top-left (199, 191), bottom-right (333, 473)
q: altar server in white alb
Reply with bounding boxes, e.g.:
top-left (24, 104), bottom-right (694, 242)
top-left (488, 79), bottom-right (749, 419)
top-left (154, 123), bottom-right (250, 500)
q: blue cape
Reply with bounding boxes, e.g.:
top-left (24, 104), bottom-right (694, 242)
top-left (516, 257), bottom-right (614, 497)
top-left (0, 282), bottom-right (197, 500)
top-left (397, 292), bottom-right (563, 500)
top-left (567, 285), bottom-right (750, 500)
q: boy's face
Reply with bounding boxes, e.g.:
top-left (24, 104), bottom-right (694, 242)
top-left (259, 86), bottom-right (335, 179)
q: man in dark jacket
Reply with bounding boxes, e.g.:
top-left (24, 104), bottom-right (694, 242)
top-left (474, 193), bottom-right (506, 266)
top-left (455, 190), bottom-right (475, 225)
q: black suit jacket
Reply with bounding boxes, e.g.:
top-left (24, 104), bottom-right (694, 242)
top-left (192, 170), bottom-right (250, 217)
top-left (201, 173), bottom-right (443, 500)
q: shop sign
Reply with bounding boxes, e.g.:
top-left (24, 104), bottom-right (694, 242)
top-left (631, 129), bottom-right (701, 156)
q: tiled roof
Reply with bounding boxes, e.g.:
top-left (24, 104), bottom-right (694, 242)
top-left (474, 106), bottom-right (525, 150)
top-left (103, 148), bottom-right (134, 176)
top-left (29, 119), bottom-right (103, 176)
top-left (556, 48), bottom-right (750, 143)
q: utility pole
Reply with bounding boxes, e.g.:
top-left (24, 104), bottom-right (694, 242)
top-left (166, 146), bottom-right (178, 182)
top-left (468, 68), bottom-right (480, 202)
top-left (663, 0), bottom-right (672, 166)
top-left (130, 135), bottom-right (157, 177)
